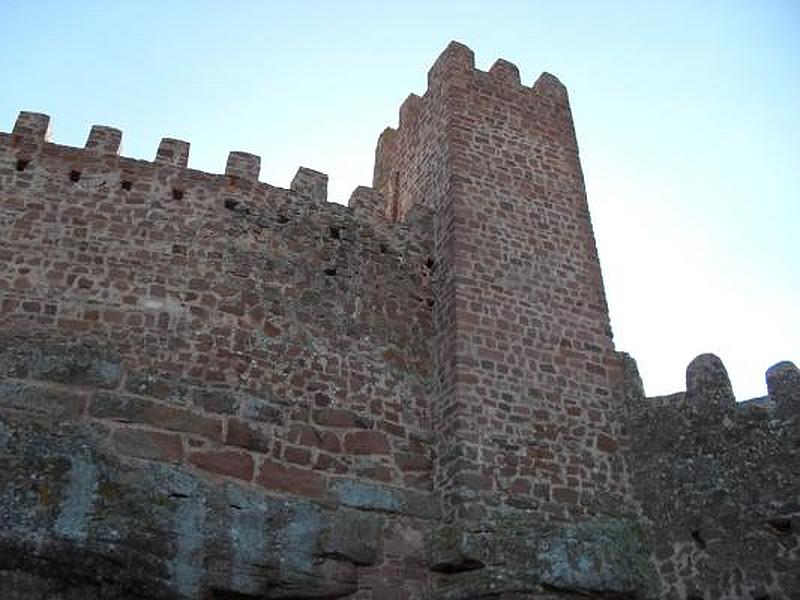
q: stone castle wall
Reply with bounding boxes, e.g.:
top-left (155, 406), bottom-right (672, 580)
top-left (0, 42), bottom-right (797, 599)
top-left (1, 109), bottom-right (439, 494)
top-left (1, 109), bottom-right (438, 598)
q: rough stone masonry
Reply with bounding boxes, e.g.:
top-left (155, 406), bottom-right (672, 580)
top-left (0, 41), bottom-right (797, 599)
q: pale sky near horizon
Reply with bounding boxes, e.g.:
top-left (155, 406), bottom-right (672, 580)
top-left (1, 1), bottom-right (797, 400)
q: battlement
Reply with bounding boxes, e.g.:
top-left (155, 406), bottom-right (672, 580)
top-left (4, 110), bottom-right (399, 215)
top-left (625, 352), bottom-right (798, 414)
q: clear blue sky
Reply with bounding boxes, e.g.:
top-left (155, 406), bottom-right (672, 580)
top-left (2, 1), bottom-right (798, 399)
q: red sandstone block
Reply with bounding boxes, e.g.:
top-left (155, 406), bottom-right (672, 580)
top-left (257, 460), bottom-right (326, 499)
top-left (357, 465), bottom-right (393, 483)
top-left (381, 419), bottom-right (406, 438)
top-left (312, 408), bottom-right (367, 429)
top-left (318, 431), bottom-right (341, 453)
top-left (219, 303), bottom-right (244, 317)
top-left (381, 348), bottom-right (406, 370)
top-left (287, 423), bottom-right (342, 453)
top-left (111, 427), bottom-right (182, 463)
top-left (226, 418), bottom-right (272, 453)
top-left (509, 478), bottom-right (531, 495)
top-left (287, 423), bottom-right (320, 447)
top-left (262, 321), bottom-right (281, 337)
top-left (21, 301), bottom-right (40, 313)
top-left (596, 433), bottom-right (618, 453)
top-left (552, 486), bottom-right (579, 504)
top-left (284, 446), bottom-right (311, 465)
top-left (188, 449), bottom-right (254, 481)
top-left (343, 431), bottom-right (390, 455)
top-left (313, 453), bottom-right (348, 474)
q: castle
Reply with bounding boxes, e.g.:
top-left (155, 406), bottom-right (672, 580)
top-left (0, 42), bottom-right (797, 599)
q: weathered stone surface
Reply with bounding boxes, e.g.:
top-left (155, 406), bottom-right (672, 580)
top-left (686, 353), bottom-right (735, 408)
top-left (0, 339), bottom-right (121, 389)
top-left (428, 516), bottom-right (656, 599)
top-left (0, 380), bottom-right (86, 419)
top-left (0, 41), bottom-right (797, 599)
top-left (330, 479), bottom-right (440, 520)
top-left (111, 427), bottom-right (183, 463)
top-left (627, 370), bottom-right (800, 598)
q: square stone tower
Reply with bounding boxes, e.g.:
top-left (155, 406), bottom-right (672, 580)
top-left (375, 42), bottom-right (633, 525)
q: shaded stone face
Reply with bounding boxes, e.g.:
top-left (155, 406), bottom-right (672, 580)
top-left (0, 42), bottom-right (797, 600)
top-left (0, 414), bottom-right (394, 598)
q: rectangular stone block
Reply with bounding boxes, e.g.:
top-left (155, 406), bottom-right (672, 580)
top-left (85, 125), bottom-right (122, 155)
top-left (12, 111), bottom-right (51, 141)
top-left (155, 138), bottom-right (190, 167)
top-left (0, 381), bottom-right (85, 420)
top-left (256, 459), bottom-right (326, 499)
top-left (89, 393), bottom-right (222, 441)
top-left (225, 151), bottom-right (260, 180)
top-left (188, 449), bottom-right (254, 481)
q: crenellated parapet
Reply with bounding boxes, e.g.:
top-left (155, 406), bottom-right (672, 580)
top-left (373, 41), bottom-right (576, 223)
top-left (2, 110), bottom-right (411, 228)
top-left (625, 352), bottom-right (798, 417)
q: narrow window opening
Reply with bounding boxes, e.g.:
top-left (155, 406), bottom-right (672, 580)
top-left (16, 159), bottom-right (29, 172)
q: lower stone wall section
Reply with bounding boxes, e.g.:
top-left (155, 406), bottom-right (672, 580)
top-left (0, 388), bottom-right (656, 599)
top-left (0, 336), bottom-right (657, 599)
top-left (0, 409), bottom-right (436, 599)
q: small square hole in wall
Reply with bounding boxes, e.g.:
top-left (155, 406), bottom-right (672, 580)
top-left (15, 159), bottom-right (29, 171)
top-left (172, 188), bottom-right (184, 201)
top-left (121, 180), bottom-right (132, 191)
top-left (69, 170), bottom-right (81, 182)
